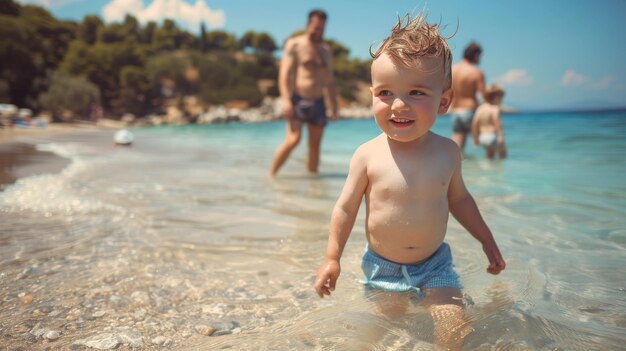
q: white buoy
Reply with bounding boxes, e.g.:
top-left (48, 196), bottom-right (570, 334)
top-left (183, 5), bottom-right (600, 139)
top-left (114, 129), bottom-right (134, 146)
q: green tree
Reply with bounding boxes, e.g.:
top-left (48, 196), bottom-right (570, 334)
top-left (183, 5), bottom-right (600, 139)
top-left (204, 30), bottom-right (237, 51)
top-left (60, 39), bottom-right (143, 111)
top-left (38, 72), bottom-right (100, 121)
top-left (153, 19), bottom-right (178, 52)
top-left (80, 15), bottom-right (102, 45)
top-left (0, 3), bottom-right (76, 108)
top-left (139, 21), bottom-right (157, 45)
top-left (152, 19), bottom-right (195, 52)
top-left (199, 23), bottom-right (207, 52)
top-left (239, 31), bottom-right (277, 54)
top-left (0, 15), bottom-right (40, 107)
top-left (254, 32), bottom-right (277, 53)
top-left (20, 5), bottom-right (77, 68)
top-left (239, 31), bottom-right (255, 50)
top-left (256, 52), bottom-right (278, 80)
top-left (0, 0), bottom-right (20, 16)
top-left (115, 65), bottom-right (149, 116)
top-left (145, 53), bottom-right (188, 89)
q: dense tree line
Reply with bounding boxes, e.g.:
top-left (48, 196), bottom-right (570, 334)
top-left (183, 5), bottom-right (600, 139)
top-left (0, 0), bottom-right (370, 121)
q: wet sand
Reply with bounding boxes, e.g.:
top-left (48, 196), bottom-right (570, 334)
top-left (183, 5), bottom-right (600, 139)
top-left (0, 142), bottom-right (70, 188)
top-left (0, 123), bottom-right (101, 188)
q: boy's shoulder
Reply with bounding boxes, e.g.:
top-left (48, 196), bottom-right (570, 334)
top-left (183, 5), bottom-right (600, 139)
top-left (428, 131), bottom-right (458, 147)
top-left (427, 132), bottom-right (462, 158)
top-left (352, 134), bottom-right (386, 158)
top-left (360, 133), bottom-right (386, 148)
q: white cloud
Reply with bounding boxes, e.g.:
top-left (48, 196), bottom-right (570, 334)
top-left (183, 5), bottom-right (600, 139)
top-left (496, 69), bottom-right (533, 87)
top-left (561, 70), bottom-right (587, 87)
top-left (591, 75), bottom-right (614, 90)
top-left (15, 0), bottom-right (78, 8)
top-left (102, 0), bottom-right (143, 22)
top-left (103, 0), bottom-right (225, 31)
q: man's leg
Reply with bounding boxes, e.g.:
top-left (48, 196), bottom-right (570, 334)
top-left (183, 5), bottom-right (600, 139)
top-left (269, 118), bottom-right (302, 176)
top-left (307, 123), bottom-right (325, 174)
top-left (420, 288), bottom-right (470, 351)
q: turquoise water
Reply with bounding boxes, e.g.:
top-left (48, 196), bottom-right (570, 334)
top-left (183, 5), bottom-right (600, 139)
top-left (1, 110), bottom-right (625, 350)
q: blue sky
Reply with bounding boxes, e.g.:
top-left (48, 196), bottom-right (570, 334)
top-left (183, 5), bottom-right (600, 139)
top-left (16, 0), bottom-right (626, 111)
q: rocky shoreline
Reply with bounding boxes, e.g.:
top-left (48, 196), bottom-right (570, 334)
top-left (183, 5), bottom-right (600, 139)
top-left (98, 97), bottom-right (372, 128)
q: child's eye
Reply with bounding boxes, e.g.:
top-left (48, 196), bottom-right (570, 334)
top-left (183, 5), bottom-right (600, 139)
top-left (409, 90), bottom-right (424, 96)
top-left (377, 90), bottom-right (392, 97)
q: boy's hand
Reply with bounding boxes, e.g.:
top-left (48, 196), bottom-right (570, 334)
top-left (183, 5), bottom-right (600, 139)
top-left (483, 243), bottom-right (506, 275)
top-left (314, 259), bottom-right (340, 298)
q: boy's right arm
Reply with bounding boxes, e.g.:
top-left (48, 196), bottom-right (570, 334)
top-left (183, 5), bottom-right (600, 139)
top-left (314, 147), bottom-right (369, 298)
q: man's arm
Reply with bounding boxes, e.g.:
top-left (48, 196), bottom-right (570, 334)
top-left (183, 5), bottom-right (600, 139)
top-left (471, 108), bottom-right (480, 146)
top-left (279, 39), bottom-right (297, 119)
top-left (447, 146), bottom-right (505, 275)
top-left (322, 44), bottom-right (338, 120)
top-left (475, 70), bottom-right (486, 103)
top-left (314, 146), bottom-right (369, 297)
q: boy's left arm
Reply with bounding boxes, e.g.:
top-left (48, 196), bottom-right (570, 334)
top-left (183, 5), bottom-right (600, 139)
top-left (447, 150), bottom-right (506, 275)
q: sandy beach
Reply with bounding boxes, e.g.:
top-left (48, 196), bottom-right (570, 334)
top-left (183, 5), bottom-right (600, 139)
top-left (0, 123), bottom-right (104, 187)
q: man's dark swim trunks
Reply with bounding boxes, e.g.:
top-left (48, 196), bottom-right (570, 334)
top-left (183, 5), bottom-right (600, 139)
top-left (291, 93), bottom-right (327, 127)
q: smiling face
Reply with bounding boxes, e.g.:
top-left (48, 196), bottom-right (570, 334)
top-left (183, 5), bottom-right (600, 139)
top-left (370, 53), bottom-right (453, 143)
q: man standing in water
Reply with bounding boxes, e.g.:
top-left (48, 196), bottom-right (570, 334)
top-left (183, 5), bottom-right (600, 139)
top-left (269, 9), bottom-right (338, 176)
top-left (449, 42), bottom-right (486, 152)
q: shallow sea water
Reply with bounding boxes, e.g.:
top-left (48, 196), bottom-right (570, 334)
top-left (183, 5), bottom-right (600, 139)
top-left (1, 111), bottom-right (625, 350)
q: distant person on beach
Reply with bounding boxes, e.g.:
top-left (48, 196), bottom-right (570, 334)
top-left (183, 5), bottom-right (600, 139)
top-left (449, 42), bottom-right (486, 152)
top-left (269, 9), bottom-right (338, 176)
top-left (472, 84), bottom-right (507, 159)
top-left (313, 14), bottom-right (505, 349)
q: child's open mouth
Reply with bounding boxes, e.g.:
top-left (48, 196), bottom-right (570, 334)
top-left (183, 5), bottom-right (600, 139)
top-left (390, 118), bottom-right (415, 128)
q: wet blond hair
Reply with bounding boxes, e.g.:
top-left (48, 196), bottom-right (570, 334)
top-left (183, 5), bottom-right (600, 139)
top-left (370, 13), bottom-right (452, 89)
top-left (484, 84), bottom-right (505, 103)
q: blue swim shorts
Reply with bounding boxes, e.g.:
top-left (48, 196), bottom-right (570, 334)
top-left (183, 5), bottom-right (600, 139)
top-left (291, 93), bottom-right (327, 127)
top-left (450, 110), bottom-right (474, 134)
top-left (361, 242), bottom-right (461, 296)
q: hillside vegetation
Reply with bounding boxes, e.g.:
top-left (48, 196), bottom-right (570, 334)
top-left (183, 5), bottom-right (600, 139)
top-left (0, 0), bottom-right (371, 121)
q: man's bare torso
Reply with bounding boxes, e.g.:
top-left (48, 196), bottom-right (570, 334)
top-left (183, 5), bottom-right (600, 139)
top-left (288, 35), bottom-right (331, 100)
top-left (451, 60), bottom-right (483, 111)
top-left (361, 133), bottom-right (457, 264)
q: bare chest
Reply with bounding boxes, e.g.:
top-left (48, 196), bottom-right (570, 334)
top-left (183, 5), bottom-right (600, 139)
top-left (367, 155), bottom-right (453, 201)
top-left (295, 43), bottom-right (327, 71)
